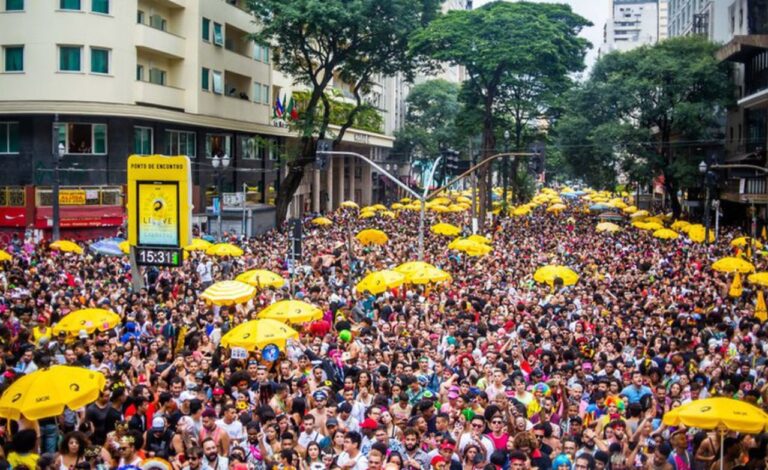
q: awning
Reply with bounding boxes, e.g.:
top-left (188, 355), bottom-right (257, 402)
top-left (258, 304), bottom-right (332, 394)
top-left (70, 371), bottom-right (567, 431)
top-left (717, 35), bottom-right (768, 63)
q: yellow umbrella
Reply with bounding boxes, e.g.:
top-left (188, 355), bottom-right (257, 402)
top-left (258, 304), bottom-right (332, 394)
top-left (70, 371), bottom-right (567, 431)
top-left (663, 397), bottom-right (768, 441)
top-left (546, 204), bottom-right (566, 213)
top-left (355, 229), bottom-right (388, 246)
top-left (633, 221), bottom-right (664, 231)
top-left (52, 308), bottom-right (121, 336)
top-left (534, 265), bottom-right (579, 287)
top-left (448, 239), bottom-right (492, 257)
top-left (391, 203), bottom-right (405, 210)
top-left (341, 201), bottom-right (359, 209)
top-left (235, 270), bottom-right (285, 289)
top-left (596, 222), bottom-right (621, 233)
top-left (456, 196), bottom-right (472, 204)
top-left (394, 261), bottom-right (436, 276)
top-left (688, 225), bottom-right (715, 243)
top-left (712, 257), bottom-right (755, 274)
top-left (372, 204), bottom-right (387, 211)
top-left (205, 243), bottom-right (244, 257)
top-left (311, 217), bottom-right (333, 226)
top-left (731, 237), bottom-right (763, 249)
top-left (400, 197), bottom-right (412, 204)
top-left (257, 300), bottom-right (323, 324)
top-left (467, 234), bottom-right (491, 244)
top-left (355, 270), bottom-right (406, 294)
top-left (380, 210), bottom-right (396, 219)
top-left (431, 197), bottom-right (451, 205)
top-left (671, 220), bottom-right (690, 231)
top-left (0, 250), bottom-right (12, 261)
top-left (622, 206), bottom-right (638, 214)
top-left (0, 366), bottom-right (106, 420)
top-left (50, 240), bottom-right (83, 254)
top-left (200, 280), bottom-right (255, 306)
top-left (430, 204), bottom-right (450, 213)
top-left (184, 238), bottom-right (213, 251)
top-left (652, 228), bottom-right (679, 240)
top-left (431, 223), bottom-right (462, 237)
top-left (748, 272), bottom-right (768, 287)
top-left (359, 211), bottom-right (376, 219)
top-left (629, 210), bottom-right (649, 218)
top-left (221, 319), bottom-right (299, 351)
top-left (513, 206), bottom-right (531, 216)
top-left (361, 205), bottom-right (377, 213)
top-left (405, 266), bottom-right (452, 284)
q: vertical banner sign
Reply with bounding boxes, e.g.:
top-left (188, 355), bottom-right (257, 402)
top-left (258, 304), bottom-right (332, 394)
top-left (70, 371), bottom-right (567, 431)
top-left (127, 155), bottom-right (192, 250)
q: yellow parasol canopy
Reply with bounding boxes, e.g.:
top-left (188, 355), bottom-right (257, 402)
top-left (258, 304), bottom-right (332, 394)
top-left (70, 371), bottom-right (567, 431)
top-left (221, 319), bottom-right (299, 351)
top-left (355, 229), bottom-right (389, 246)
top-left (534, 265), bottom-right (579, 287)
top-left (200, 280), bottom-right (256, 306)
top-left (50, 240), bottom-right (83, 254)
top-left (257, 300), bottom-right (323, 324)
top-left (546, 203), bottom-right (566, 213)
top-left (391, 203), bottom-right (405, 210)
top-left (652, 228), bottom-right (679, 240)
top-left (596, 222), bottom-right (621, 233)
top-left (311, 217), bottom-right (333, 226)
top-left (712, 257), bottom-right (755, 274)
top-left (205, 243), bottom-right (244, 257)
top-left (52, 308), bottom-right (121, 336)
top-left (184, 238), bottom-right (213, 251)
top-left (235, 269), bottom-right (285, 289)
top-left (355, 270), bottom-right (406, 294)
top-left (731, 236), bottom-right (763, 249)
top-left (663, 397), bottom-right (768, 434)
top-left (431, 223), bottom-right (462, 237)
top-left (748, 272), bottom-right (768, 287)
top-left (467, 234), bottom-right (492, 244)
top-left (629, 210), bottom-right (649, 218)
top-left (456, 196), bottom-right (472, 204)
top-left (341, 200), bottom-right (359, 209)
top-left (671, 220), bottom-right (690, 231)
top-left (359, 211), bottom-right (376, 219)
top-left (0, 250), bottom-right (12, 261)
top-left (448, 239), bottom-right (492, 257)
top-left (372, 204), bottom-right (387, 211)
top-left (513, 206), bottom-right (532, 217)
top-left (0, 366), bottom-right (106, 420)
top-left (394, 262), bottom-right (452, 284)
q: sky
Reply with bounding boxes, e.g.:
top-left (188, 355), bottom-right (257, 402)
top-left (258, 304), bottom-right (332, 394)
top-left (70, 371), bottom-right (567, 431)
top-left (474, 0), bottom-right (611, 71)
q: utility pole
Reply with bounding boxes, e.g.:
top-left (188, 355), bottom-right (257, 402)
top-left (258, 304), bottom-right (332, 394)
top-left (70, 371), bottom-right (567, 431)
top-left (52, 114), bottom-right (63, 241)
top-left (502, 130), bottom-right (510, 212)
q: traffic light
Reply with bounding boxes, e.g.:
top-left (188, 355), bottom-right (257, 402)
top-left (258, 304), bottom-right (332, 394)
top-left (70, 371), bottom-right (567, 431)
top-left (315, 139), bottom-right (332, 170)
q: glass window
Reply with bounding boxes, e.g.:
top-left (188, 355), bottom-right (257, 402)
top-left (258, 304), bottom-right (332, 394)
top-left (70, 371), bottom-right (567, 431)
top-left (54, 123), bottom-right (107, 155)
top-left (253, 44), bottom-right (261, 61)
top-left (213, 23), bottom-right (223, 46)
top-left (262, 46), bottom-right (269, 63)
top-left (149, 14), bottom-right (166, 31)
top-left (90, 48), bottom-right (109, 74)
top-left (59, 46), bottom-right (81, 72)
top-left (134, 127), bottom-right (152, 155)
top-left (165, 130), bottom-right (196, 158)
top-left (201, 67), bottom-right (209, 91)
top-left (262, 84), bottom-right (269, 105)
top-left (5, 0), bottom-right (23, 11)
top-left (212, 70), bottom-right (223, 94)
top-left (149, 68), bottom-right (166, 85)
top-left (91, 0), bottom-right (108, 14)
top-left (202, 18), bottom-right (210, 41)
top-left (137, 9), bottom-right (144, 24)
top-left (0, 122), bottom-right (19, 154)
top-left (4, 46), bottom-right (23, 72)
top-left (253, 82), bottom-right (261, 103)
top-left (205, 134), bottom-right (231, 158)
top-left (60, 0), bottom-right (80, 10)
top-left (136, 64), bottom-right (144, 81)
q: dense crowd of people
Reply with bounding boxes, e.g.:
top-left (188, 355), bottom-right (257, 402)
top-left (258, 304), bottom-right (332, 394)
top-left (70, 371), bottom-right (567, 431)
top-left (0, 193), bottom-right (766, 470)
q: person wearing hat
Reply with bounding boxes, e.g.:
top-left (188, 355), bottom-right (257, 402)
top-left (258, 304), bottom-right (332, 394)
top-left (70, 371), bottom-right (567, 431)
top-left (145, 416), bottom-right (173, 459)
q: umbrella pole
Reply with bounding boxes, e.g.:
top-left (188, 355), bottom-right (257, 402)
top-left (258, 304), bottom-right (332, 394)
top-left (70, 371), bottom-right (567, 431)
top-left (719, 427), bottom-right (724, 470)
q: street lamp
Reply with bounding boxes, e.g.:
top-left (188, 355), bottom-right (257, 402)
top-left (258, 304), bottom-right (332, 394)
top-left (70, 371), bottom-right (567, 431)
top-left (51, 127), bottom-right (65, 241)
top-left (212, 153), bottom-right (230, 240)
top-left (502, 130), bottom-right (510, 211)
top-left (699, 160), bottom-right (711, 244)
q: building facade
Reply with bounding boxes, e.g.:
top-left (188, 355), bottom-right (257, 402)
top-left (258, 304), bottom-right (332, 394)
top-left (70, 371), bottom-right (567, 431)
top-left (667, 0), bottom-right (732, 42)
top-left (658, 0), bottom-right (669, 40)
top-left (600, 0), bottom-right (659, 56)
top-left (0, 0), bottom-right (397, 238)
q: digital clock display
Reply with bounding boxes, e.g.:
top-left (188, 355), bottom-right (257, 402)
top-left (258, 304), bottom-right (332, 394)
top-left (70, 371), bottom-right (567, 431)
top-left (135, 246), bottom-right (183, 267)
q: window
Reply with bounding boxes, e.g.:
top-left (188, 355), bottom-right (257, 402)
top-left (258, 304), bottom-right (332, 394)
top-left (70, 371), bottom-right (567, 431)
top-left (205, 134), bottom-right (231, 158)
top-left (212, 70), bottom-right (223, 94)
top-left (91, 0), bottom-right (108, 14)
top-left (4, 46), bottom-right (23, 72)
top-left (165, 130), bottom-right (196, 157)
top-left (253, 44), bottom-right (261, 61)
top-left (137, 10), bottom-right (144, 24)
top-left (262, 46), bottom-right (269, 63)
top-left (54, 123), bottom-right (107, 154)
top-left (253, 82), bottom-right (262, 103)
top-left (149, 14), bottom-right (166, 31)
top-left (268, 138), bottom-right (277, 160)
top-left (213, 23), bottom-right (223, 46)
top-left (149, 68), bottom-right (166, 85)
top-left (202, 18), bottom-right (210, 41)
top-left (90, 47), bottom-right (109, 74)
top-left (134, 127), bottom-right (152, 155)
top-left (262, 84), bottom-right (269, 104)
top-left (60, 0), bottom-right (80, 10)
top-left (58, 46), bottom-right (82, 72)
top-left (201, 67), bottom-right (209, 91)
top-left (5, 0), bottom-right (23, 11)
top-left (240, 136), bottom-right (259, 160)
top-left (0, 122), bottom-right (19, 154)
top-left (136, 64), bottom-right (144, 81)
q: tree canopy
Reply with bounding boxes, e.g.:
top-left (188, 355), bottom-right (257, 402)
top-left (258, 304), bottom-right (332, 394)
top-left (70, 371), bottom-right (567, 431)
top-left (248, 0), bottom-right (440, 226)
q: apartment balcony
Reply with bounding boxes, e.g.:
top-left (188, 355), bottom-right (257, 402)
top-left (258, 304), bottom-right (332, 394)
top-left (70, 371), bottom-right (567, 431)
top-left (721, 176), bottom-right (768, 204)
top-left (136, 23), bottom-right (186, 59)
top-left (143, 0), bottom-right (187, 10)
top-left (134, 80), bottom-right (185, 111)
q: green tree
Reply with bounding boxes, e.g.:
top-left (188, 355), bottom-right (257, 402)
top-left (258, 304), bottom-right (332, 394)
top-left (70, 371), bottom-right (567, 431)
top-left (393, 79), bottom-right (461, 162)
top-left (248, 0), bottom-right (440, 226)
top-left (411, 1), bottom-right (590, 223)
top-left (556, 36), bottom-right (732, 216)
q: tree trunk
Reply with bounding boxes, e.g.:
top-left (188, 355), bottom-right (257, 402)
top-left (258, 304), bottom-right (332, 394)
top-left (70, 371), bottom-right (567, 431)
top-left (478, 96), bottom-right (495, 227)
top-left (274, 137), bottom-right (316, 229)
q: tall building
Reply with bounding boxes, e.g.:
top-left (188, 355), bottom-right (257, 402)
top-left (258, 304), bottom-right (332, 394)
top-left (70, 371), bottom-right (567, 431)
top-left (600, 0), bottom-right (659, 56)
top-left (658, 0), bottom-right (669, 40)
top-left (667, 0), bottom-right (732, 42)
top-left (0, 0), bottom-right (397, 238)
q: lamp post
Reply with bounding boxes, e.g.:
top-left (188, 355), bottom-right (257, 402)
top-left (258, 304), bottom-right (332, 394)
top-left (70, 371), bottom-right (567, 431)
top-left (52, 118), bottom-right (65, 241)
top-left (699, 160), bottom-right (711, 245)
top-left (212, 153), bottom-right (230, 240)
top-left (502, 130), bottom-right (510, 211)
